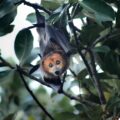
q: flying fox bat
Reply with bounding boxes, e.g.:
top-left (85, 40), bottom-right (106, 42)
top-left (35, 10), bottom-right (73, 85)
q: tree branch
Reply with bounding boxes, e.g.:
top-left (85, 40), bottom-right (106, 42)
top-left (0, 57), bottom-right (55, 119)
top-left (62, 90), bottom-right (98, 106)
top-left (0, 56), bottom-right (14, 69)
top-left (91, 30), bottom-right (120, 48)
top-left (14, 0), bottom-right (52, 15)
top-left (0, 56), bottom-right (99, 106)
top-left (69, 68), bottom-right (77, 77)
top-left (67, 5), bottom-right (106, 105)
top-left (24, 23), bottom-right (44, 30)
top-left (67, 6), bottom-right (93, 77)
top-left (88, 49), bottom-right (106, 104)
top-left (18, 70), bottom-right (55, 120)
top-left (16, 65), bottom-right (52, 89)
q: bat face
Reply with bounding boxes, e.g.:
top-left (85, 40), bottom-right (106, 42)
top-left (41, 51), bottom-right (68, 77)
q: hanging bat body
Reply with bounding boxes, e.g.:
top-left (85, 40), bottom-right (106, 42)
top-left (36, 10), bottom-right (73, 85)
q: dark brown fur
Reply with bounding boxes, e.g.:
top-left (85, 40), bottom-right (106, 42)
top-left (36, 10), bottom-right (72, 85)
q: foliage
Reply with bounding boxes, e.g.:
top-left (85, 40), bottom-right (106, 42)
top-left (0, 0), bottom-right (120, 120)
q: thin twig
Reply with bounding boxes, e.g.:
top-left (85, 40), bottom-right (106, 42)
top-left (14, 0), bottom-right (52, 15)
top-left (62, 90), bottom-right (98, 106)
top-left (23, 23), bottom-right (45, 30)
top-left (91, 34), bottom-right (109, 48)
top-left (73, 25), bottom-right (81, 33)
top-left (62, 90), bottom-right (81, 101)
top-left (88, 49), bottom-right (106, 104)
top-left (71, 3), bottom-right (80, 18)
top-left (0, 62), bottom-right (8, 67)
top-left (17, 65), bottom-right (52, 88)
top-left (18, 70), bottom-right (55, 120)
top-left (69, 68), bottom-right (77, 77)
top-left (0, 56), bottom-right (14, 69)
top-left (67, 6), bottom-right (93, 77)
top-left (0, 56), bottom-right (98, 106)
top-left (67, 5), bottom-right (106, 105)
top-left (92, 30), bottom-right (120, 48)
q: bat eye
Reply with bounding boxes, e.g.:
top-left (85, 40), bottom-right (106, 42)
top-left (49, 63), bottom-right (53, 68)
top-left (56, 60), bottom-right (60, 65)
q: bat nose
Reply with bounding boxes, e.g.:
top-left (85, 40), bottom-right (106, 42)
top-left (55, 71), bottom-right (60, 75)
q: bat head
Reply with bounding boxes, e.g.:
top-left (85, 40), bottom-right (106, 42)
top-left (41, 51), bottom-right (68, 78)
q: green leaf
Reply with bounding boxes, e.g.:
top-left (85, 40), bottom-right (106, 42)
top-left (47, 4), bottom-right (68, 27)
top-left (97, 72), bottom-right (113, 80)
top-left (75, 103), bottom-right (102, 120)
top-left (106, 96), bottom-right (120, 110)
top-left (47, 12), bottom-right (60, 24)
top-left (77, 69), bottom-right (88, 80)
top-left (26, 13), bottom-right (36, 23)
top-left (0, 9), bottom-right (17, 28)
top-left (55, 112), bottom-right (77, 120)
top-left (80, 24), bottom-right (103, 45)
top-left (54, 7), bottom-right (68, 27)
top-left (71, 3), bottom-right (83, 19)
top-left (0, 0), bottom-right (17, 36)
top-left (0, 70), bottom-right (11, 79)
top-left (13, 95), bottom-right (20, 106)
top-left (0, 0), bottom-right (16, 18)
top-left (0, 25), bottom-right (14, 37)
top-left (41, 0), bottom-right (65, 10)
top-left (3, 113), bottom-right (15, 120)
top-left (69, 0), bottom-right (79, 3)
top-left (75, 104), bottom-right (85, 111)
top-left (97, 51), bottom-right (120, 76)
top-left (36, 87), bottom-right (47, 94)
top-left (58, 97), bottom-right (74, 111)
top-left (10, 71), bottom-right (23, 90)
top-left (23, 47), bottom-right (40, 66)
top-left (116, 7), bottom-right (120, 28)
top-left (93, 45), bottom-right (111, 53)
top-left (14, 29), bottom-right (33, 65)
top-left (80, 0), bottom-right (115, 24)
top-left (104, 0), bottom-right (116, 3)
top-left (104, 52), bottom-right (120, 75)
top-left (0, 6), bottom-right (17, 36)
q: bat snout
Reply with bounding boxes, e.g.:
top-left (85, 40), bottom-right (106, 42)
top-left (55, 71), bottom-right (60, 76)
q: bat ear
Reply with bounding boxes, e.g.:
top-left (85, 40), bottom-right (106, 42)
top-left (35, 10), bottom-right (45, 26)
